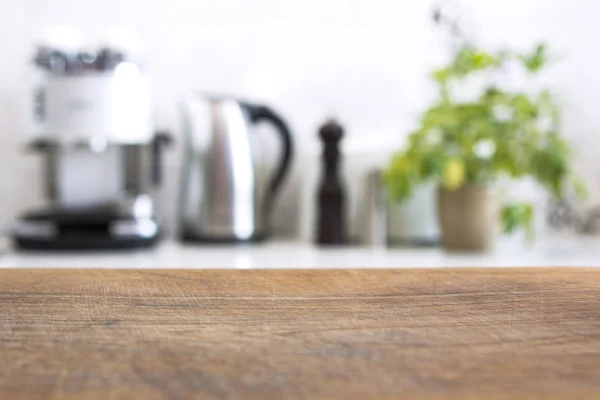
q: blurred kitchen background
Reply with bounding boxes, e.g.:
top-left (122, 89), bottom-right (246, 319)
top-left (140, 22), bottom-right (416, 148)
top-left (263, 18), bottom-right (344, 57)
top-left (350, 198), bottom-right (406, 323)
top-left (0, 0), bottom-right (599, 259)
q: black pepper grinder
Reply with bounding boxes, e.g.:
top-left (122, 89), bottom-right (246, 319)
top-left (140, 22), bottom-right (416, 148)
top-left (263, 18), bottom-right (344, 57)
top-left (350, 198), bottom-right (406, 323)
top-left (316, 119), bottom-right (347, 245)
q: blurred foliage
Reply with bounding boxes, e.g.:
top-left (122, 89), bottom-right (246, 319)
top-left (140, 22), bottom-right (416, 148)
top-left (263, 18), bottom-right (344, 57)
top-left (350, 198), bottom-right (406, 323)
top-left (384, 7), bottom-right (581, 237)
top-left (502, 203), bottom-right (535, 239)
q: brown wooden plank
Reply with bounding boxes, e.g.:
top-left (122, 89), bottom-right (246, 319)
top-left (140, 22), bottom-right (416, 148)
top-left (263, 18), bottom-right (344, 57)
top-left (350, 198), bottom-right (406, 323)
top-left (0, 268), bottom-right (599, 399)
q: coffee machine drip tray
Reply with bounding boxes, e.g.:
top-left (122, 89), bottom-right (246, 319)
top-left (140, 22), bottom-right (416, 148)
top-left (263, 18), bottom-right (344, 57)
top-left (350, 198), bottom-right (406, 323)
top-left (12, 205), bottom-right (160, 251)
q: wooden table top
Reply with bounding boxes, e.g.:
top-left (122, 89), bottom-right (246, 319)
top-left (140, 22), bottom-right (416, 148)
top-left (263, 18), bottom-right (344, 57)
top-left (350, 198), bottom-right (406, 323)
top-left (1, 268), bottom-right (599, 399)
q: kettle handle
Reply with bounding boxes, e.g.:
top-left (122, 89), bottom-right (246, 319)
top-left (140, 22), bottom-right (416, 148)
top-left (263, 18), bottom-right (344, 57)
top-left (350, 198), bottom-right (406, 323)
top-left (246, 104), bottom-right (294, 211)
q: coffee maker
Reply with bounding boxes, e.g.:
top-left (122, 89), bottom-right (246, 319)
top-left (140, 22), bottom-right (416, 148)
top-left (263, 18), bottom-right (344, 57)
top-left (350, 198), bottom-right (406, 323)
top-left (12, 33), bottom-right (171, 250)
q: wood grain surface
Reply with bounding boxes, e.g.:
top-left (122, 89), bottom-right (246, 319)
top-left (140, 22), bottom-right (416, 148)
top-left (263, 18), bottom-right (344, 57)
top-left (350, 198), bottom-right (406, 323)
top-left (1, 268), bottom-right (600, 400)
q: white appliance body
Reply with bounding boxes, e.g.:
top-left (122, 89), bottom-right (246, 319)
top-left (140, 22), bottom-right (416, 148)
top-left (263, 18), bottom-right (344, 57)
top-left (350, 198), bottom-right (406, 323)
top-left (37, 65), bottom-right (152, 145)
top-left (31, 64), bottom-right (154, 208)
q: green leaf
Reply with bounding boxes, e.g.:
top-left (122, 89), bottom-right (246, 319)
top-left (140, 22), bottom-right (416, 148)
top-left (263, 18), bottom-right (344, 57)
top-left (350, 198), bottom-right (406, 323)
top-left (520, 43), bottom-right (548, 73)
top-left (502, 203), bottom-right (535, 239)
top-left (384, 153), bottom-right (417, 202)
top-left (431, 68), bottom-right (451, 84)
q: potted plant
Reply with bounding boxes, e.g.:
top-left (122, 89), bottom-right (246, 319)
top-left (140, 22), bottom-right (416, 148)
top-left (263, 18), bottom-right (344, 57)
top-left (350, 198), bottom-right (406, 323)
top-left (384, 8), bottom-right (583, 252)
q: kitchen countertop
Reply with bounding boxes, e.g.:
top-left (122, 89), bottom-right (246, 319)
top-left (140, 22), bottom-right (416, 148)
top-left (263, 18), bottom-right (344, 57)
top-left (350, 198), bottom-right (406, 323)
top-left (0, 236), bottom-right (599, 268)
top-left (1, 268), bottom-right (599, 399)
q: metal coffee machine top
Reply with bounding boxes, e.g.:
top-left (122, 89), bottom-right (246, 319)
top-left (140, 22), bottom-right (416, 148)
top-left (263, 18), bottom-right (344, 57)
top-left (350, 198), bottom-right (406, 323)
top-left (12, 33), bottom-right (171, 250)
top-left (178, 94), bottom-right (293, 242)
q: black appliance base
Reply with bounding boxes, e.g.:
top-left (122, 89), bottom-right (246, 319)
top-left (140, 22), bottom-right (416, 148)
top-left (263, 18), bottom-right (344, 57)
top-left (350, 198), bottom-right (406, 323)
top-left (14, 236), bottom-right (159, 252)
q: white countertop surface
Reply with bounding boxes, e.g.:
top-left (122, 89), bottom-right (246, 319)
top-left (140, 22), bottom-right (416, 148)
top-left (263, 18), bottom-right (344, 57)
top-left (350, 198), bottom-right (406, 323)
top-left (0, 236), bottom-right (598, 269)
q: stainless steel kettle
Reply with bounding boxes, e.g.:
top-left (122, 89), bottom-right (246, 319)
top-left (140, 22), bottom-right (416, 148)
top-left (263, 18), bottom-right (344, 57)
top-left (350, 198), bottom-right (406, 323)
top-left (178, 94), bottom-right (293, 242)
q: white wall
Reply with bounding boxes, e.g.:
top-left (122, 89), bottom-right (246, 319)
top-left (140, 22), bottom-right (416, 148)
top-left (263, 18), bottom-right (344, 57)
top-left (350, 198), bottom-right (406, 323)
top-left (0, 0), bottom-right (598, 237)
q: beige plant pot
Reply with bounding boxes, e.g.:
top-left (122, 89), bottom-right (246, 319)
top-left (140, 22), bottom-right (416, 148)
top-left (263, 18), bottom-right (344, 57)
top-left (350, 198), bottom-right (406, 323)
top-left (437, 185), bottom-right (499, 252)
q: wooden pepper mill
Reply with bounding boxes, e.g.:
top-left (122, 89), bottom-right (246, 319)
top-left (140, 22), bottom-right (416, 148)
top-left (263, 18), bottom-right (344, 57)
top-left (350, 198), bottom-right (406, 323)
top-left (316, 119), bottom-right (346, 245)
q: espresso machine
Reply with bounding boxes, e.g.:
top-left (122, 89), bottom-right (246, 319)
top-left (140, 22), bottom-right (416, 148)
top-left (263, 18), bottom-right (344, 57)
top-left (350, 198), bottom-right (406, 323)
top-left (12, 34), bottom-right (171, 250)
